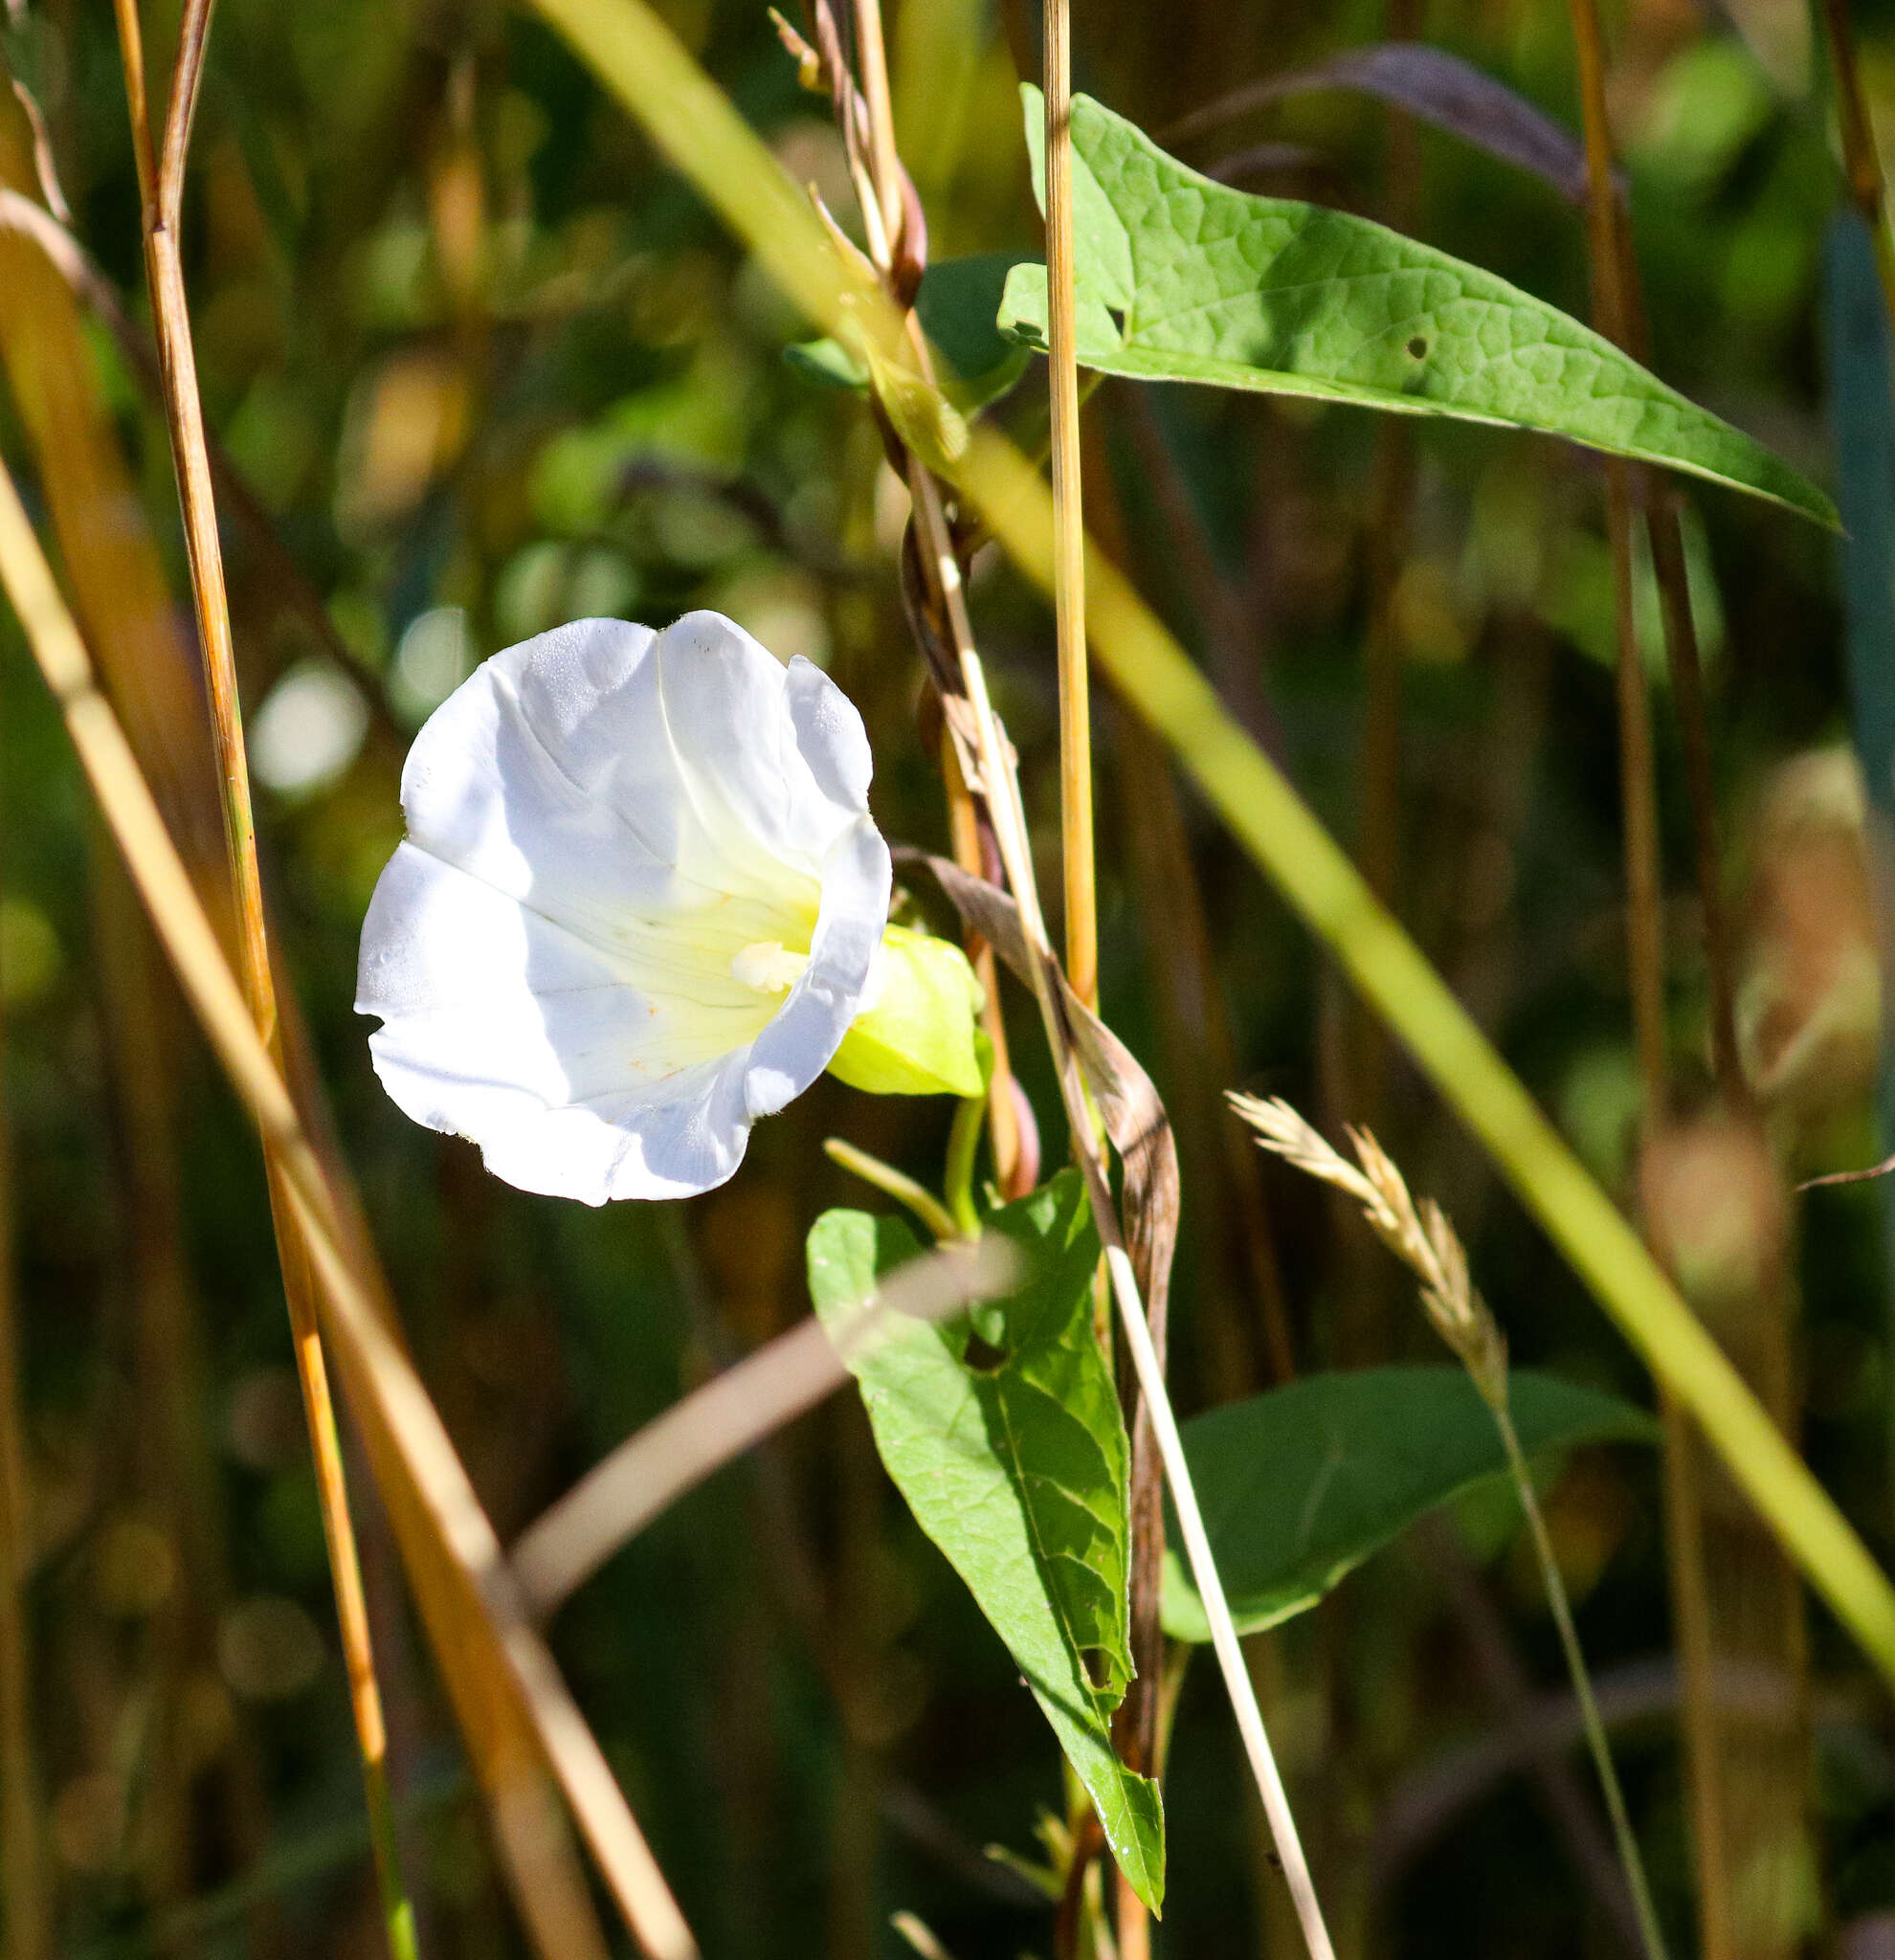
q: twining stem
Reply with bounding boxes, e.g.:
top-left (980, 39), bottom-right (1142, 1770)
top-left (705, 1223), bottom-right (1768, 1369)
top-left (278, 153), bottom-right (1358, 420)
top-left (820, 0), bottom-right (1029, 1200)
top-left (906, 457), bottom-right (1336, 1960)
top-left (107, 2), bottom-right (417, 1951)
top-left (1492, 1404), bottom-right (1670, 1960)
top-left (1042, 0), bottom-right (1096, 1009)
top-left (944, 730), bottom-right (1025, 1195)
top-left (823, 1137), bottom-right (963, 1244)
top-left (944, 1096), bottom-right (985, 1239)
top-left (0, 934), bottom-right (48, 1960)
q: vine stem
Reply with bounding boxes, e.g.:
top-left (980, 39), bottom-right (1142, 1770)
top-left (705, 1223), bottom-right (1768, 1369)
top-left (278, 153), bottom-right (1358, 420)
top-left (944, 731), bottom-right (1026, 1195)
top-left (907, 464), bottom-right (1336, 1960)
top-left (1493, 1405), bottom-right (1670, 1960)
top-left (824, 0), bottom-right (1028, 1200)
top-left (822, 1137), bottom-right (962, 1243)
top-left (107, 3), bottom-right (417, 1951)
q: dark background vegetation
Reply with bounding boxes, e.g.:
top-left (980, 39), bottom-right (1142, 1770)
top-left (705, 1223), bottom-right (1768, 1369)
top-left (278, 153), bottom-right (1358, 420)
top-left (4, 0), bottom-right (1894, 1952)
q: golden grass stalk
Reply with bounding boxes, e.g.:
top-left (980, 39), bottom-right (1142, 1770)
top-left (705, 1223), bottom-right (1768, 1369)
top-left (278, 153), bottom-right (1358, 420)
top-left (1030, 15), bottom-right (1133, 1941)
top-left (0, 442), bottom-right (696, 1960)
top-left (105, 2), bottom-right (418, 1948)
top-left (0, 183), bottom-right (397, 746)
top-left (1232, 1094), bottom-right (1669, 1960)
top-left (1041, 0), bottom-right (1097, 1010)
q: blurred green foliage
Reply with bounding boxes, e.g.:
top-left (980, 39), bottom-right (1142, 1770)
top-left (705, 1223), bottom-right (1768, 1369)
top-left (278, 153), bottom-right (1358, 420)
top-left (6, 0), bottom-right (1895, 1952)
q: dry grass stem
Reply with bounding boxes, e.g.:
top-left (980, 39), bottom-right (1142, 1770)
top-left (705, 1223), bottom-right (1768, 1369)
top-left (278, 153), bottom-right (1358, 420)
top-left (0, 444), bottom-right (697, 1959)
top-left (512, 1236), bottom-right (1020, 1621)
top-left (0, 187), bottom-right (399, 737)
top-left (104, 0), bottom-right (420, 1947)
top-left (1042, 0), bottom-right (1097, 1009)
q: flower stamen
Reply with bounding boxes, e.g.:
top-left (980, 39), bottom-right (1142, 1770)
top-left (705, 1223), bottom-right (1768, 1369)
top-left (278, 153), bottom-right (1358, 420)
top-left (731, 940), bottom-right (810, 994)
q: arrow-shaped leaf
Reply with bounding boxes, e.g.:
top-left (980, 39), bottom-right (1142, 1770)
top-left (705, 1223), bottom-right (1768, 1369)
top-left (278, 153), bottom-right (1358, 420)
top-left (1000, 87), bottom-right (1835, 526)
top-left (809, 1174), bottom-right (1164, 1912)
top-left (1162, 1365), bottom-right (1657, 1642)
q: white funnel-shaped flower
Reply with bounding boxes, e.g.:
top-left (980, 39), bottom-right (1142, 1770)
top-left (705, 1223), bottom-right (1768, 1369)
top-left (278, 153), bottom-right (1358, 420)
top-left (356, 612), bottom-right (893, 1202)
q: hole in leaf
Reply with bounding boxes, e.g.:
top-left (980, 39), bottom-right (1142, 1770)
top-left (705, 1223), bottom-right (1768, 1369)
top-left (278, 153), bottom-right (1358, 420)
top-left (964, 1331), bottom-right (1008, 1373)
top-left (1081, 1648), bottom-right (1112, 1690)
top-left (1106, 305), bottom-right (1127, 340)
top-left (1407, 335), bottom-right (1429, 360)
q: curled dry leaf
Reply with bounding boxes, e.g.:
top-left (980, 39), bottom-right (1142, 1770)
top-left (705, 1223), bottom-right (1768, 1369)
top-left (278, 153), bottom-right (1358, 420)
top-left (892, 849), bottom-right (1178, 1331)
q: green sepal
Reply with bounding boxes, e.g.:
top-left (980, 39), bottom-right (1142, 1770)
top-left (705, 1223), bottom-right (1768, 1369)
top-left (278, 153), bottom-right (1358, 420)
top-left (828, 924), bottom-right (984, 1098)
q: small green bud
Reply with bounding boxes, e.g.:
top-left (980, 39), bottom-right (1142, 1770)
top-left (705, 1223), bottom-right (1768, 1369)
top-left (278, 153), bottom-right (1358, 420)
top-left (828, 924), bottom-right (984, 1099)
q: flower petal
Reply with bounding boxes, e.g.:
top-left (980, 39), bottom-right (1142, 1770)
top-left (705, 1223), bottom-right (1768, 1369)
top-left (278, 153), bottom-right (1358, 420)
top-left (651, 612), bottom-right (869, 873)
top-left (400, 615), bottom-right (817, 985)
top-left (746, 814), bottom-right (891, 1116)
top-left (784, 653), bottom-right (874, 813)
top-left (358, 612), bottom-right (893, 1202)
top-left (358, 842), bottom-right (767, 1201)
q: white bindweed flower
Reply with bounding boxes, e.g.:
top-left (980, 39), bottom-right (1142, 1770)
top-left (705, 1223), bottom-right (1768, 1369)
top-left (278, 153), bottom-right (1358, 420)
top-left (357, 611), bottom-right (978, 1204)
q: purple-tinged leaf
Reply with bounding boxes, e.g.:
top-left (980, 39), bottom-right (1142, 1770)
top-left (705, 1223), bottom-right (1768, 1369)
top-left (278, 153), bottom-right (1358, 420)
top-left (1170, 42), bottom-right (1593, 206)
